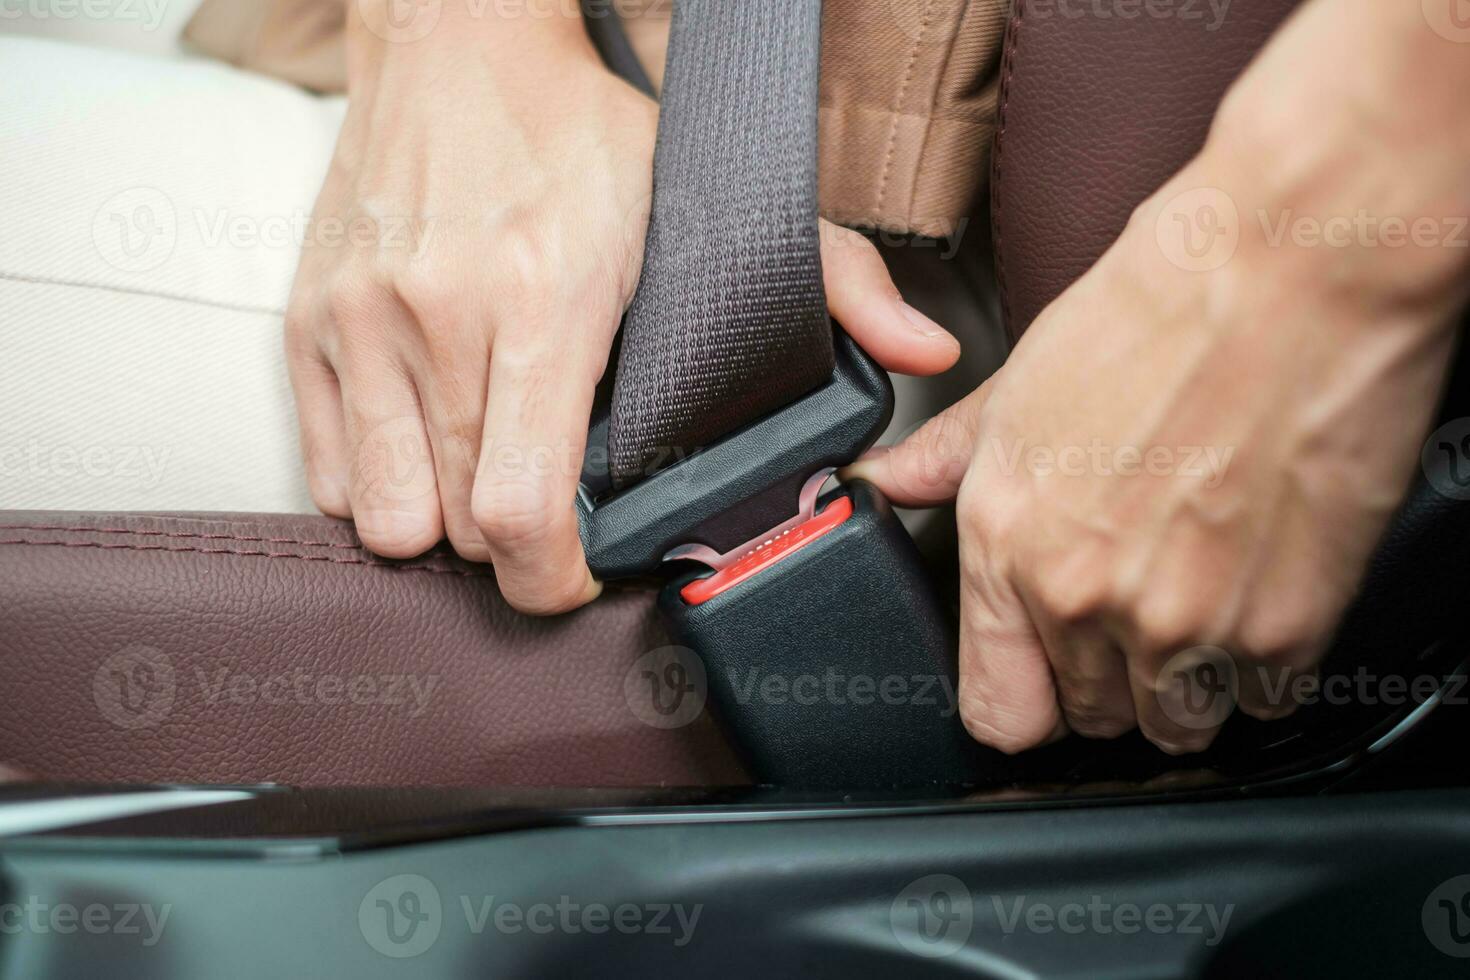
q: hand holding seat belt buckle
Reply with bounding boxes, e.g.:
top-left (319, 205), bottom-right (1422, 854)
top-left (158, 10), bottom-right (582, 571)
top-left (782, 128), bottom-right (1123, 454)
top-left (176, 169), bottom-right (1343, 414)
top-left (576, 329), bottom-right (893, 581)
top-left (578, 329), bottom-right (991, 788)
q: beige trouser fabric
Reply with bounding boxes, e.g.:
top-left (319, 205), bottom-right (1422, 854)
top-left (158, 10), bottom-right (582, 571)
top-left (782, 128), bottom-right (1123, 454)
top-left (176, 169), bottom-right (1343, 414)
top-left (184, 0), bottom-right (1006, 238)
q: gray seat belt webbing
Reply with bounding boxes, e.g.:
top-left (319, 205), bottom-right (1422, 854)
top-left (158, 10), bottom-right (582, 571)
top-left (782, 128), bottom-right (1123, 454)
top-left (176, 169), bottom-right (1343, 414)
top-left (607, 0), bottom-right (835, 488)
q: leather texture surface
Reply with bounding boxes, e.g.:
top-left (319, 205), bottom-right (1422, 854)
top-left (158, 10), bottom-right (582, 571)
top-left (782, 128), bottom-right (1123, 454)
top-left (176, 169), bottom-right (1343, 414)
top-left (989, 0), bottom-right (1470, 691)
top-left (991, 0), bottom-right (1302, 337)
top-left (0, 512), bottom-right (747, 787)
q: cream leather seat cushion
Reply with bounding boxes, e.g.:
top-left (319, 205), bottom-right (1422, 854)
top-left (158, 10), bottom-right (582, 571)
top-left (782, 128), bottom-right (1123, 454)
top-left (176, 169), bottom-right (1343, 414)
top-left (0, 31), bottom-right (999, 517)
top-left (0, 34), bottom-right (343, 512)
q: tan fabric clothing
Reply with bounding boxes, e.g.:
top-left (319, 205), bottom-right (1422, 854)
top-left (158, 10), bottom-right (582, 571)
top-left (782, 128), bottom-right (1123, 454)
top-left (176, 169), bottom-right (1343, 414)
top-left (184, 0), bottom-right (1003, 237)
top-left (185, 0), bottom-right (346, 94)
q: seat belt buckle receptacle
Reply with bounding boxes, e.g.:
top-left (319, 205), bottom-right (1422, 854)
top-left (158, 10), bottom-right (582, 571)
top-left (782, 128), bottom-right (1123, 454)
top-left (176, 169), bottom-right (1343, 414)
top-left (578, 330), bottom-right (989, 788)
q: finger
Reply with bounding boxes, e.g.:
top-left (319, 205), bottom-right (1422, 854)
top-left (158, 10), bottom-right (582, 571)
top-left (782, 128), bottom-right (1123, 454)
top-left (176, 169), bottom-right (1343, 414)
top-left (840, 384), bottom-right (987, 507)
top-left (1032, 616), bottom-right (1137, 741)
top-left (416, 350), bottom-right (493, 563)
top-left (285, 337), bottom-right (352, 518)
top-left (473, 339), bottom-right (602, 616)
top-left (1130, 643), bottom-right (1235, 755)
top-left (956, 521), bottom-right (1068, 754)
top-left (337, 347), bottom-right (445, 559)
top-left (819, 220), bottom-right (961, 376)
top-left (1234, 657), bottom-right (1311, 722)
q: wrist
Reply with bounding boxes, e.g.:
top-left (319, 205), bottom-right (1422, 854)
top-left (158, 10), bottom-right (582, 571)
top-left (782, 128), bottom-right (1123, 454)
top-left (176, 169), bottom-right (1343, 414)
top-left (1190, 104), bottom-right (1469, 324)
top-left (346, 1), bottom-right (600, 89)
top-left (1169, 0), bottom-right (1470, 323)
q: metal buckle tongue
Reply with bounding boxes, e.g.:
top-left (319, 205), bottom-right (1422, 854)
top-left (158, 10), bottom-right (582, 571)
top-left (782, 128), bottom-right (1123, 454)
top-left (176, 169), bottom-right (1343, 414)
top-left (662, 469), bottom-right (836, 572)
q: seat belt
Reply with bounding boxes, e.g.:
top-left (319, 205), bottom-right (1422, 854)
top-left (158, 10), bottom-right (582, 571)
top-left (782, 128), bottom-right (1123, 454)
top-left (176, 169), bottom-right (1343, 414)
top-left (578, 0), bottom-right (999, 789)
top-left (607, 0), bottom-right (835, 489)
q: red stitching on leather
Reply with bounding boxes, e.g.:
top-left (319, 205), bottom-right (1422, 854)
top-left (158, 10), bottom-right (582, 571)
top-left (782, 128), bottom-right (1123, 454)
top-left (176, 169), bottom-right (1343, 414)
top-left (0, 523), bottom-right (363, 551)
top-left (0, 537), bottom-right (493, 579)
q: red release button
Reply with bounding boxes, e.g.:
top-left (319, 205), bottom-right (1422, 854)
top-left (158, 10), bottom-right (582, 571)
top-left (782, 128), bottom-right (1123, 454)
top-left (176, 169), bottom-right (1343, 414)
top-left (679, 495), bottom-right (855, 606)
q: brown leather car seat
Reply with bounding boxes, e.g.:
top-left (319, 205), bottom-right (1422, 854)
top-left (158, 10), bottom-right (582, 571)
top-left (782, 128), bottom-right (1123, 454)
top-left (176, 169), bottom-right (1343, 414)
top-left (0, 511), bottom-right (745, 786)
top-left (8, 0), bottom-right (1458, 788)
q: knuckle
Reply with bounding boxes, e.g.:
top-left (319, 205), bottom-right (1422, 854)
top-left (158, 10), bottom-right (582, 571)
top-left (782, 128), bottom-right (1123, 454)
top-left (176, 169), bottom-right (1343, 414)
top-left (489, 229), bottom-right (562, 300)
top-left (489, 341), bottom-right (551, 382)
top-left (1059, 694), bottom-right (1134, 740)
top-left (957, 483), bottom-right (1020, 546)
top-left (306, 475), bottom-right (350, 519)
top-left (958, 690), bottom-right (1053, 756)
top-left (1132, 589), bottom-right (1210, 655)
top-left (325, 269), bottom-right (392, 328)
top-left (506, 576), bottom-right (593, 618)
top-left (391, 262), bottom-right (463, 336)
top-left (354, 507), bottom-right (440, 559)
top-left (1237, 605), bottom-right (1334, 668)
top-left (472, 479), bottom-right (558, 548)
top-left (1029, 564), bottom-right (1110, 626)
top-left (956, 485), bottom-right (996, 537)
top-left (283, 305), bottom-right (319, 353)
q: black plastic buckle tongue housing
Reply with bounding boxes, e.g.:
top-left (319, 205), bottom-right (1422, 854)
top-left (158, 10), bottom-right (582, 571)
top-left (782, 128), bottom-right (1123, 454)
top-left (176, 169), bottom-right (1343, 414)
top-left (579, 330), bottom-right (994, 789)
top-left (577, 330), bottom-right (893, 580)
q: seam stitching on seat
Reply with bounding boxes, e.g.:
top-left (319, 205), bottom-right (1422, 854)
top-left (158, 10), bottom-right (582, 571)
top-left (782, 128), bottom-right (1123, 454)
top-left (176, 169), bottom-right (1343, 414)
top-left (0, 523), bottom-right (362, 551)
top-left (0, 537), bottom-right (492, 579)
top-left (0, 270), bottom-right (286, 318)
top-left (991, 0), bottom-right (1024, 341)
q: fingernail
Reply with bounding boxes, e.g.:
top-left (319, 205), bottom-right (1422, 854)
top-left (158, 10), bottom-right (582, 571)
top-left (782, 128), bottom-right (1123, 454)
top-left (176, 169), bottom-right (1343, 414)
top-left (838, 449), bottom-right (888, 483)
top-left (852, 445), bottom-right (893, 464)
top-left (898, 300), bottom-right (957, 343)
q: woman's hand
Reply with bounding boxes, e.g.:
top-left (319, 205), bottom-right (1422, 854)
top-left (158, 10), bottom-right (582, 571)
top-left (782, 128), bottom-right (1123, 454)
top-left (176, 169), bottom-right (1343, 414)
top-left (286, 3), bottom-right (960, 614)
top-left (848, 0), bottom-right (1470, 753)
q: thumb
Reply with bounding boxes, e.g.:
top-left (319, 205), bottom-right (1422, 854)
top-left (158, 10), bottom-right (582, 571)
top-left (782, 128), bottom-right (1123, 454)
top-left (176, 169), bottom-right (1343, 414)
top-left (841, 384), bottom-right (988, 507)
top-left (819, 220), bottom-right (961, 376)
